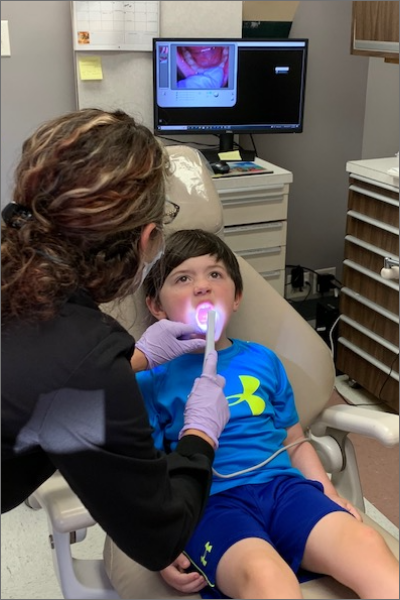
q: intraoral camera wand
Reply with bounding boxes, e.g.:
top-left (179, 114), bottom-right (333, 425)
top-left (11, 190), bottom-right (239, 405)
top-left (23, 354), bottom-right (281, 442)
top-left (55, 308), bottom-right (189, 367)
top-left (203, 309), bottom-right (216, 367)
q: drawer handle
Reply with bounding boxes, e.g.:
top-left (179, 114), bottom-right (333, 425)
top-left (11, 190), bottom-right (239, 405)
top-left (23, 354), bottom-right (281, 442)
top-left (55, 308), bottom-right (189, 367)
top-left (222, 195), bottom-right (284, 207)
top-left (340, 287), bottom-right (398, 324)
top-left (340, 315), bottom-right (398, 354)
top-left (349, 184), bottom-right (399, 207)
top-left (236, 246), bottom-right (281, 257)
top-left (343, 259), bottom-right (399, 291)
top-left (347, 210), bottom-right (399, 235)
top-left (218, 184), bottom-right (284, 195)
top-left (224, 222), bottom-right (284, 234)
top-left (259, 270), bottom-right (281, 279)
top-left (345, 235), bottom-right (397, 260)
top-left (350, 174), bottom-right (399, 194)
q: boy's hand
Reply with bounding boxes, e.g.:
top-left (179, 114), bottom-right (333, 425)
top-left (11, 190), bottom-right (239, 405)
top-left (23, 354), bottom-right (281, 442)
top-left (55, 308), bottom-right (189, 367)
top-left (179, 350), bottom-right (229, 449)
top-left (326, 492), bottom-right (363, 521)
top-left (160, 553), bottom-right (207, 593)
top-left (135, 319), bottom-right (206, 369)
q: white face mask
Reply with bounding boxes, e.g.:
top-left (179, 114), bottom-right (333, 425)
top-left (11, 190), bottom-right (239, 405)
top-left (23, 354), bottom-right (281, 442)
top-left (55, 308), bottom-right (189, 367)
top-left (139, 248), bottom-right (164, 286)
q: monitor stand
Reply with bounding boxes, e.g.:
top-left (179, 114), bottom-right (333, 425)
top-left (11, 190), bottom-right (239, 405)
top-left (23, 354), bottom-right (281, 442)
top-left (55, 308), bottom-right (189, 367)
top-left (200, 132), bottom-right (255, 163)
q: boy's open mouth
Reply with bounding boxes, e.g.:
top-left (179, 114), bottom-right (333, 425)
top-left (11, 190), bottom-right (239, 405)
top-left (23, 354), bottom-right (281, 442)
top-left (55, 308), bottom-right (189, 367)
top-left (195, 302), bottom-right (214, 331)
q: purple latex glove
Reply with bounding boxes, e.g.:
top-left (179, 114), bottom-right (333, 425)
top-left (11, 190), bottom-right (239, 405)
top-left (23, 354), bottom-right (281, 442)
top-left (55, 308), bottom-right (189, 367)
top-left (135, 319), bottom-right (206, 369)
top-left (179, 350), bottom-right (229, 449)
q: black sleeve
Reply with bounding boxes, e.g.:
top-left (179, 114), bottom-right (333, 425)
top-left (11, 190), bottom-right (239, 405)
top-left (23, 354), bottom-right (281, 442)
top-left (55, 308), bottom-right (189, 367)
top-left (34, 334), bottom-right (215, 571)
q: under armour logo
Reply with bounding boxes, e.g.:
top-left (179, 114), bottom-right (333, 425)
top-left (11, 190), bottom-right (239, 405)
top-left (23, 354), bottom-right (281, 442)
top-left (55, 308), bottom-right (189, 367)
top-left (200, 541), bottom-right (213, 566)
top-left (226, 375), bottom-right (265, 415)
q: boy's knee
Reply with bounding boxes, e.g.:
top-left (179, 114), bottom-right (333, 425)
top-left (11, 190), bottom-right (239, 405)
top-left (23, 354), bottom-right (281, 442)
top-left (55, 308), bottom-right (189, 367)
top-left (356, 523), bottom-right (389, 553)
top-left (239, 554), bottom-right (297, 590)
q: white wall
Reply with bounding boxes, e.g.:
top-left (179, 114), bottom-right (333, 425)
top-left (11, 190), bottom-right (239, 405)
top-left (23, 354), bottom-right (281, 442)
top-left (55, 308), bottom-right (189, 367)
top-left (362, 58), bottom-right (399, 159)
top-left (1, 1), bottom-right (76, 206)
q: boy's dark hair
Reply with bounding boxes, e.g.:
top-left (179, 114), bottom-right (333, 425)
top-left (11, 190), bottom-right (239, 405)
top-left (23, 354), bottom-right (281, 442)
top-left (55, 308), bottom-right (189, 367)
top-left (144, 229), bottom-right (243, 302)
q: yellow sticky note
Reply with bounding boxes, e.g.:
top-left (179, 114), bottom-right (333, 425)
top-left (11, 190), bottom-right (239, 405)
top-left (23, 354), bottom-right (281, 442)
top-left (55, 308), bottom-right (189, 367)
top-left (79, 56), bottom-right (103, 81)
top-left (218, 150), bottom-right (242, 161)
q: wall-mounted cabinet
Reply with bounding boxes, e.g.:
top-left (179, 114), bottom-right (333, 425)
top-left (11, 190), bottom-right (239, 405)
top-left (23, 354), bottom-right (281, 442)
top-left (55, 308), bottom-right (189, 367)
top-left (351, 1), bottom-right (399, 62)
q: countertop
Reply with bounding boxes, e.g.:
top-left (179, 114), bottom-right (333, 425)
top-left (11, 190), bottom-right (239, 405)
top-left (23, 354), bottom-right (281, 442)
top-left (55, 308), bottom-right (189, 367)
top-left (346, 156), bottom-right (399, 189)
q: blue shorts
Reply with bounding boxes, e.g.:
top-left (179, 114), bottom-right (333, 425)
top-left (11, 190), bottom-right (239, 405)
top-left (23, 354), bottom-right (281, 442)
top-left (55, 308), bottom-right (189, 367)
top-left (184, 475), bottom-right (350, 591)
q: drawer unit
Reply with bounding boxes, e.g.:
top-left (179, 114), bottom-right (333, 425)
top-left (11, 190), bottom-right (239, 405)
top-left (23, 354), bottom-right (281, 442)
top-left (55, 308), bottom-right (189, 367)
top-left (214, 158), bottom-right (292, 297)
top-left (336, 159), bottom-right (399, 412)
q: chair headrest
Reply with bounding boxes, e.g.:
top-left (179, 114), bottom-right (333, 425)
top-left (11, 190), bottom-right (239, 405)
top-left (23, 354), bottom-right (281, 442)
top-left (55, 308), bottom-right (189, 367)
top-left (164, 145), bottom-right (223, 236)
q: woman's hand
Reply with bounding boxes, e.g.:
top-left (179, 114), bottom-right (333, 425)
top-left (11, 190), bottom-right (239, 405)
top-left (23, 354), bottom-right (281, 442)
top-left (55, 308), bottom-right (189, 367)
top-left (325, 492), bottom-right (362, 521)
top-left (135, 319), bottom-right (206, 369)
top-left (179, 350), bottom-right (229, 449)
top-left (160, 553), bottom-right (207, 594)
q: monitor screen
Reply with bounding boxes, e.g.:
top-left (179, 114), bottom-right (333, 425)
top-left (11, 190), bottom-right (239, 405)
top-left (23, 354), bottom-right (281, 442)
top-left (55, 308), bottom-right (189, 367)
top-left (153, 38), bottom-right (308, 151)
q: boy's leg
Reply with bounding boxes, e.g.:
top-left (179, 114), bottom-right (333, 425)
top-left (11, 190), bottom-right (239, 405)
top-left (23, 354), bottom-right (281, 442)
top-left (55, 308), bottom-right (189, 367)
top-left (301, 511), bottom-right (399, 599)
top-left (216, 537), bottom-right (303, 600)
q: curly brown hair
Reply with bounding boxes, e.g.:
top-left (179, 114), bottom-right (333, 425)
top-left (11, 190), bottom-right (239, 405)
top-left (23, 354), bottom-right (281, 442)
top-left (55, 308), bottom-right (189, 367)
top-left (1, 108), bottom-right (169, 323)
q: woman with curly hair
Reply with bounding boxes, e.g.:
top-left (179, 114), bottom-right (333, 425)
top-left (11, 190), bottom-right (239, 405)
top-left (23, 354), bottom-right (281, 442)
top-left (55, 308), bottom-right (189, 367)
top-left (1, 108), bottom-right (229, 571)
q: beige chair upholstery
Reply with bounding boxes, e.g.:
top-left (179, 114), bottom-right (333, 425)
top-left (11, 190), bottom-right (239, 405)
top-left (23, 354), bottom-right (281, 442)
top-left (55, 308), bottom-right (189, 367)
top-left (29, 146), bottom-right (399, 600)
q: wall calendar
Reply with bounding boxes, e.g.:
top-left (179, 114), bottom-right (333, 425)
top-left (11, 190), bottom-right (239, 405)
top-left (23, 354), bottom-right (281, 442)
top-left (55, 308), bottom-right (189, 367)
top-left (72, 1), bottom-right (160, 51)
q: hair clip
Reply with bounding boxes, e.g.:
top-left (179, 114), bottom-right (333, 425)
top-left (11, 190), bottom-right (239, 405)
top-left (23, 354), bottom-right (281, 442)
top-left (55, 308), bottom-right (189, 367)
top-left (2, 202), bottom-right (33, 229)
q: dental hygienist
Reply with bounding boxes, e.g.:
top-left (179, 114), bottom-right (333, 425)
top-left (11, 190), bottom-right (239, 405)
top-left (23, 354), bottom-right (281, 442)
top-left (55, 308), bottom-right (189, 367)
top-left (1, 108), bottom-right (229, 571)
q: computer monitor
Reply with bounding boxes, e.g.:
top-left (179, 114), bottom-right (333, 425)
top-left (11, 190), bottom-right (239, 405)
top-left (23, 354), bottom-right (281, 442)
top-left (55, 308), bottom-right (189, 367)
top-left (152, 38), bottom-right (308, 156)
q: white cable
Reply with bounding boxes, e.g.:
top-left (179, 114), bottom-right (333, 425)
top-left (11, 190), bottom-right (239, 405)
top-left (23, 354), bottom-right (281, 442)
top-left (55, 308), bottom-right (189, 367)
top-left (328, 314), bottom-right (341, 360)
top-left (212, 437), bottom-right (309, 479)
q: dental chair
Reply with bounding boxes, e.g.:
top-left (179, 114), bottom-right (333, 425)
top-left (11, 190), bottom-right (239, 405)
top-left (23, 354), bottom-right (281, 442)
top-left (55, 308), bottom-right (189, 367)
top-left (29, 146), bottom-right (399, 600)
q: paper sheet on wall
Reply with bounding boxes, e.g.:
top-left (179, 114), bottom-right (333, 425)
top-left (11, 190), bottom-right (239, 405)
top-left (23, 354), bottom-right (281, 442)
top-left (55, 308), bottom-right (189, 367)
top-left (78, 56), bottom-right (103, 80)
top-left (72, 1), bottom-right (160, 51)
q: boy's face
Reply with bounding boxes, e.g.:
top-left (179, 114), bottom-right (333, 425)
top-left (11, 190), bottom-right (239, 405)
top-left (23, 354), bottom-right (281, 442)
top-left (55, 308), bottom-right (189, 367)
top-left (146, 254), bottom-right (242, 342)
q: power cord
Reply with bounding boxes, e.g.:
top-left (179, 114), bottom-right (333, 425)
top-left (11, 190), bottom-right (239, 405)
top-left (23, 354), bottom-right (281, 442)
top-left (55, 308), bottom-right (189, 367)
top-left (378, 352), bottom-right (399, 402)
top-left (328, 314), bottom-right (341, 359)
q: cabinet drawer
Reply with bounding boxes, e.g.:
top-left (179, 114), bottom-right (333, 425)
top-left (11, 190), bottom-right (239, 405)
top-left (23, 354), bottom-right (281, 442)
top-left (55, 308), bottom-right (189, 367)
top-left (343, 261), bottom-right (399, 314)
top-left (223, 221), bottom-right (287, 252)
top-left (339, 287), bottom-right (399, 346)
top-left (348, 180), bottom-right (399, 227)
top-left (338, 318), bottom-right (398, 369)
top-left (235, 246), bottom-right (285, 273)
top-left (217, 185), bottom-right (288, 226)
top-left (346, 213), bottom-right (398, 255)
top-left (344, 235), bottom-right (399, 275)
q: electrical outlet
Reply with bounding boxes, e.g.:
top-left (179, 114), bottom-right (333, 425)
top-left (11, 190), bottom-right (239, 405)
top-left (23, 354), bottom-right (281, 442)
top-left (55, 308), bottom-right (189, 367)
top-left (285, 271), bottom-right (312, 300)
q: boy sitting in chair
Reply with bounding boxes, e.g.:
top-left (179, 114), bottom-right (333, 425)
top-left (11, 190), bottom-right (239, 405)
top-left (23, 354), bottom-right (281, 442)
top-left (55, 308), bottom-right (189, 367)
top-left (135, 229), bottom-right (399, 599)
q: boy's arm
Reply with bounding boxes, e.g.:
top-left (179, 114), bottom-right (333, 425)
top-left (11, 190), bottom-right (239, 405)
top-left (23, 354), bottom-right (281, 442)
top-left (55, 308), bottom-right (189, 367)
top-left (285, 422), bottom-right (361, 520)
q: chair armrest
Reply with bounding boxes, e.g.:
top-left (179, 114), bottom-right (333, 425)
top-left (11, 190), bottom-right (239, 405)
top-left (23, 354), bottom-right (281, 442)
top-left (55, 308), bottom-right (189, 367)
top-left (311, 405), bottom-right (399, 448)
top-left (31, 472), bottom-right (96, 533)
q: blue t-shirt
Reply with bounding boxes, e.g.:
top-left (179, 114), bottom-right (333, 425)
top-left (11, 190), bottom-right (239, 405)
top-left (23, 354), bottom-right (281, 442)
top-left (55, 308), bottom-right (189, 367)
top-left (137, 339), bottom-right (304, 495)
